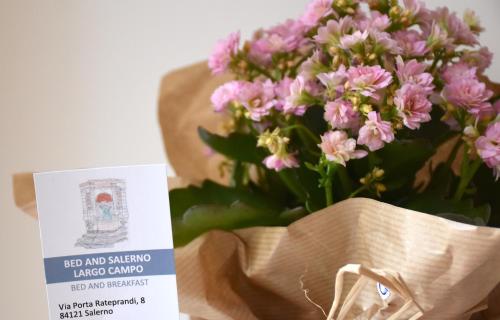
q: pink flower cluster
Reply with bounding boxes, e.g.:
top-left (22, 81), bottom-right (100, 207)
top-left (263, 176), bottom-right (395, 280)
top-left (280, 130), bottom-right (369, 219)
top-left (442, 63), bottom-right (493, 116)
top-left (394, 57), bottom-right (434, 130)
top-left (249, 19), bottom-right (309, 66)
top-left (208, 32), bottom-right (240, 75)
top-left (476, 122), bottom-right (500, 180)
top-left (263, 153), bottom-right (299, 171)
top-left (319, 130), bottom-right (367, 166)
top-left (211, 77), bottom-right (319, 122)
top-left (207, 0), bottom-right (498, 178)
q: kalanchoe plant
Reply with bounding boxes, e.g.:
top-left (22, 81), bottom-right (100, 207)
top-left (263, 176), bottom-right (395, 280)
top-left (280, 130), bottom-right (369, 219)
top-left (170, 0), bottom-right (500, 247)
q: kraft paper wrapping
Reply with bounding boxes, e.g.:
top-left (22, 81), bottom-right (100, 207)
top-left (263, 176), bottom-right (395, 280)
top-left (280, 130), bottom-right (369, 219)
top-left (12, 62), bottom-right (500, 319)
top-left (176, 200), bottom-right (500, 320)
top-left (158, 61), bottom-right (232, 185)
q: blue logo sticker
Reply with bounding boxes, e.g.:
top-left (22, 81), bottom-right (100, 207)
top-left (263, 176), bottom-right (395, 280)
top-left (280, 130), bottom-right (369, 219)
top-left (377, 282), bottom-right (391, 300)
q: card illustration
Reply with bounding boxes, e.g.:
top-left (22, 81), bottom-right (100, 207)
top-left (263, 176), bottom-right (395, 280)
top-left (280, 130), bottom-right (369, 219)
top-left (76, 179), bottom-right (129, 249)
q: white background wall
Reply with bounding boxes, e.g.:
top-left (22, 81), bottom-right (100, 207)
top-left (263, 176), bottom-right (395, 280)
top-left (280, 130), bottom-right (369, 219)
top-left (0, 1), bottom-right (499, 319)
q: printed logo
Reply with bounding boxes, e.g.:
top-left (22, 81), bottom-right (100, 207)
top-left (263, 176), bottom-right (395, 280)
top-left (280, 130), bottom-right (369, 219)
top-left (377, 282), bottom-right (391, 300)
top-left (76, 179), bottom-right (129, 249)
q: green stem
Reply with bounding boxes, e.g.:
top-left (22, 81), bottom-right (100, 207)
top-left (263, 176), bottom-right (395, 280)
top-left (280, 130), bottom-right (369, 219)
top-left (278, 170), bottom-right (307, 202)
top-left (324, 164), bottom-right (337, 206)
top-left (245, 59), bottom-right (275, 81)
top-left (230, 160), bottom-right (244, 188)
top-left (453, 148), bottom-right (482, 201)
top-left (349, 185), bottom-right (368, 198)
top-left (282, 124), bottom-right (321, 144)
top-left (325, 180), bottom-right (333, 206)
top-left (283, 124), bottom-right (321, 157)
top-left (429, 51), bottom-right (442, 75)
top-left (445, 137), bottom-right (462, 168)
top-left (336, 165), bottom-right (353, 197)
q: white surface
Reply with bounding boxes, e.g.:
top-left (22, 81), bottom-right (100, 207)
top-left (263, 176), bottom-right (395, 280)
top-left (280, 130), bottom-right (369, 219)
top-left (0, 1), bottom-right (499, 319)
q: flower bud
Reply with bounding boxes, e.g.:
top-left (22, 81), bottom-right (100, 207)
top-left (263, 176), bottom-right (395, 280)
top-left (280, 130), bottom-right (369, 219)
top-left (463, 9), bottom-right (483, 33)
top-left (329, 46), bottom-right (339, 56)
top-left (257, 128), bottom-right (290, 155)
top-left (375, 183), bottom-right (387, 193)
top-left (463, 125), bottom-right (479, 138)
top-left (367, 53), bottom-right (377, 61)
top-left (389, 6), bottom-right (401, 17)
top-left (373, 168), bottom-right (385, 178)
top-left (349, 95), bottom-right (360, 106)
top-left (360, 104), bottom-right (373, 114)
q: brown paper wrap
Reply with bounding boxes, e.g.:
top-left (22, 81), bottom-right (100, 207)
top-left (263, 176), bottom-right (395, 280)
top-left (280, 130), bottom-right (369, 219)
top-left (13, 62), bottom-right (500, 319)
top-left (158, 61), bottom-right (231, 185)
top-left (176, 199), bottom-right (500, 319)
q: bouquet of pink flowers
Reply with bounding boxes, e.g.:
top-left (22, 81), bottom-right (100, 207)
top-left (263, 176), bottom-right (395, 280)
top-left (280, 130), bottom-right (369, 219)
top-left (170, 0), bottom-right (499, 246)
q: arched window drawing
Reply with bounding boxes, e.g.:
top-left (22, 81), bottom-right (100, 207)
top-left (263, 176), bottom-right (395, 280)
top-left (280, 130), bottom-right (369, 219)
top-left (75, 179), bottom-right (129, 249)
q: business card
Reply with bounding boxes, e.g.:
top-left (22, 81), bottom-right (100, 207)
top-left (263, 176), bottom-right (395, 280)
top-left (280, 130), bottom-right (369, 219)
top-left (34, 165), bottom-right (179, 319)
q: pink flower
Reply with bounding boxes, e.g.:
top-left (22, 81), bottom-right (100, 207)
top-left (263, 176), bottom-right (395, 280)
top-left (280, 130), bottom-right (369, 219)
top-left (368, 30), bottom-right (402, 54)
top-left (393, 30), bottom-right (428, 56)
top-left (475, 122), bottom-right (500, 180)
top-left (357, 111), bottom-right (395, 151)
top-left (461, 47), bottom-right (493, 73)
top-left (347, 65), bottom-right (393, 99)
top-left (394, 84), bottom-right (432, 129)
top-left (339, 30), bottom-right (369, 49)
top-left (324, 99), bottom-right (359, 130)
top-left (430, 7), bottom-right (478, 46)
top-left (267, 19), bottom-right (308, 51)
top-left (463, 9), bottom-right (483, 33)
top-left (274, 77), bottom-right (294, 111)
top-left (317, 65), bottom-right (347, 100)
top-left (395, 56), bottom-right (434, 93)
top-left (300, 0), bottom-right (334, 27)
top-left (263, 153), bottom-right (299, 171)
top-left (284, 76), bottom-right (318, 116)
top-left (249, 20), bottom-right (307, 66)
top-left (211, 81), bottom-right (241, 112)
top-left (441, 62), bottom-right (477, 84)
top-left (314, 17), bottom-right (353, 46)
top-left (494, 100), bottom-right (500, 114)
top-left (299, 50), bottom-right (328, 80)
top-left (235, 80), bottom-right (276, 121)
top-left (425, 23), bottom-right (453, 50)
top-left (443, 78), bottom-right (493, 116)
top-left (403, 0), bottom-right (431, 25)
top-left (319, 130), bottom-right (367, 166)
top-left (208, 32), bottom-right (240, 75)
top-left (357, 13), bottom-right (390, 31)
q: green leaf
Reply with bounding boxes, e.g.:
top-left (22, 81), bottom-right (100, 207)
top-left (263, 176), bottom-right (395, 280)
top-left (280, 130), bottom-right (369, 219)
top-left (173, 201), bottom-right (280, 247)
top-left (279, 206), bottom-right (308, 224)
top-left (169, 180), bottom-right (282, 217)
top-left (169, 180), bottom-right (287, 246)
top-left (473, 164), bottom-right (500, 227)
top-left (408, 108), bottom-right (454, 148)
top-left (423, 163), bottom-right (454, 195)
top-left (348, 139), bottom-right (435, 201)
top-left (296, 165), bottom-right (325, 212)
top-left (404, 193), bottom-right (491, 226)
top-left (198, 127), bottom-right (266, 164)
top-left (278, 169), bottom-right (308, 202)
top-left (376, 139), bottom-right (435, 203)
top-left (376, 139), bottom-right (434, 186)
top-left (301, 106), bottom-right (328, 136)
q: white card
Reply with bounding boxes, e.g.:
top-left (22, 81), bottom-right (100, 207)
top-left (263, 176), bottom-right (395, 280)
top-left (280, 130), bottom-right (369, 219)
top-left (34, 164), bottom-right (180, 320)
